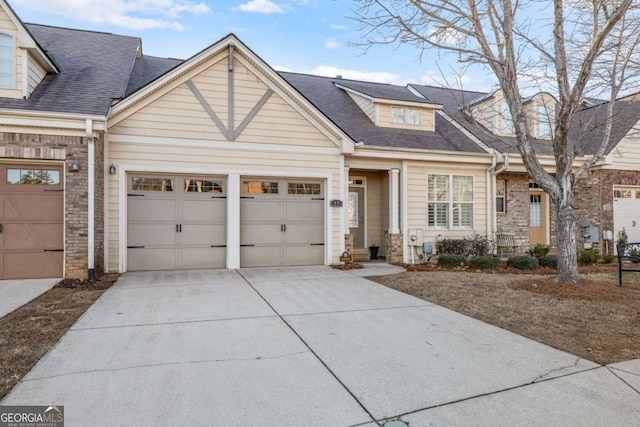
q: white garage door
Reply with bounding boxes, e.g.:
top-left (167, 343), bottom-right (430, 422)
top-left (240, 179), bottom-right (325, 267)
top-left (614, 186), bottom-right (640, 246)
top-left (127, 175), bottom-right (227, 271)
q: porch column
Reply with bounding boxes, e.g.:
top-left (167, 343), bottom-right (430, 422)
top-left (389, 168), bottom-right (400, 234)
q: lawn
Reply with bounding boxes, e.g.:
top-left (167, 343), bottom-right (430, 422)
top-left (0, 275), bottom-right (118, 399)
top-left (370, 266), bottom-right (640, 365)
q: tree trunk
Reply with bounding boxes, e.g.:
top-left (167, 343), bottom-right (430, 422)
top-left (554, 188), bottom-right (580, 284)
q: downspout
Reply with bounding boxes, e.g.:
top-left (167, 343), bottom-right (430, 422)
top-left (491, 153), bottom-right (510, 243)
top-left (486, 151), bottom-right (497, 238)
top-left (87, 119), bottom-right (96, 281)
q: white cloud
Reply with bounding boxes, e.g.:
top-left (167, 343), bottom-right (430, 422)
top-left (237, 0), bottom-right (285, 14)
top-left (12, 0), bottom-right (209, 31)
top-left (329, 24), bottom-right (347, 30)
top-left (307, 65), bottom-right (409, 85)
top-left (324, 39), bottom-right (340, 50)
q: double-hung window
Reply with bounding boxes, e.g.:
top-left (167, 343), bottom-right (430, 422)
top-left (428, 174), bottom-right (474, 230)
top-left (0, 33), bottom-right (14, 88)
top-left (501, 101), bottom-right (514, 134)
top-left (539, 105), bottom-right (551, 138)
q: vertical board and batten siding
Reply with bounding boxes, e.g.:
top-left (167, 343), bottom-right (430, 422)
top-left (107, 53), bottom-right (343, 271)
top-left (27, 54), bottom-right (46, 96)
top-left (377, 104), bottom-right (436, 132)
top-left (0, 9), bottom-right (21, 98)
top-left (347, 92), bottom-right (377, 124)
top-left (406, 162), bottom-right (488, 243)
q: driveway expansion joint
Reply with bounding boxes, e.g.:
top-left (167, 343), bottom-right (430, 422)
top-left (69, 314), bottom-right (279, 331)
top-left (607, 367), bottom-right (640, 396)
top-left (281, 303), bottom-right (434, 318)
top-left (236, 270), bottom-right (381, 426)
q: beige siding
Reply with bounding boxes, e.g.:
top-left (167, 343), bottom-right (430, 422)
top-left (27, 54), bottom-right (46, 96)
top-left (469, 95), bottom-right (499, 134)
top-left (378, 103), bottom-right (435, 131)
top-left (607, 121), bottom-right (640, 170)
top-left (347, 92), bottom-right (376, 124)
top-left (111, 57), bottom-right (336, 149)
top-left (406, 162), bottom-right (488, 246)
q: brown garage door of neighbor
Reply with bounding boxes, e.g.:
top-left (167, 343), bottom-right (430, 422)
top-left (127, 174), bottom-right (227, 271)
top-left (240, 179), bottom-right (325, 268)
top-left (0, 164), bottom-right (64, 279)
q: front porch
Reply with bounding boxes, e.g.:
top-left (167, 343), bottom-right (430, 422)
top-left (345, 168), bottom-right (403, 263)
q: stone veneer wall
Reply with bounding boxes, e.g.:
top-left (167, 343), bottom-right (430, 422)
top-left (384, 233), bottom-right (403, 264)
top-left (0, 131), bottom-right (105, 278)
top-left (574, 168), bottom-right (640, 253)
top-left (344, 233), bottom-right (354, 256)
top-left (496, 173), bottom-right (530, 248)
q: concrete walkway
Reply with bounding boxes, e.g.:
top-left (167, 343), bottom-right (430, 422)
top-left (0, 278), bottom-right (59, 319)
top-left (3, 267), bottom-right (639, 426)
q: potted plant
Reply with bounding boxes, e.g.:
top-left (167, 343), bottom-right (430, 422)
top-left (368, 244), bottom-right (379, 260)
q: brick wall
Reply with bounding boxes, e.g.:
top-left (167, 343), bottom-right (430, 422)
top-left (496, 173), bottom-right (530, 247)
top-left (0, 131), bottom-right (105, 278)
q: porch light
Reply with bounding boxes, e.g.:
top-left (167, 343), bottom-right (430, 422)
top-left (109, 164), bottom-right (116, 174)
top-left (69, 160), bottom-right (80, 172)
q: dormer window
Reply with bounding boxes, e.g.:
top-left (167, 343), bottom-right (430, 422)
top-left (0, 33), bottom-right (14, 87)
top-left (391, 106), bottom-right (422, 125)
top-left (501, 101), bottom-right (514, 134)
top-left (539, 105), bottom-right (552, 138)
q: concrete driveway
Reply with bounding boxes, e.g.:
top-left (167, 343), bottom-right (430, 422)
top-left (3, 267), bottom-right (639, 426)
top-left (0, 278), bottom-right (59, 319)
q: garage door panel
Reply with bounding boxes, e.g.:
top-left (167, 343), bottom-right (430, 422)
top-left (240, 246), bottom-right (282, 268)
top-left (3, 223), bottom-right (63, 250)
top-left (128, 223), bottom-right (179, 246)
top-left (181, 247), bottom-right (226, 269)
top-left (2, 194), bottom-right (64, 221)
top-left (181, 224), bottom-right (226, 246)
top-left (241, 200), bottom-right (282, 222)
top-left (285, 201), bottom-right (324, 222)
top-left (128, 248), bottom-right (177, 271)
top-left (182, 199), bottom-right (226, 222)
top-left (283, 245), bottom-right (324, 266)
top-left (283, 223), bottom-right (324, 244)
top-left (241, 223), bottom-right (283, 245)
top-left (128, 198), bottom-right (177, 222)
top-left (3, 251), bottom-right (63, 279)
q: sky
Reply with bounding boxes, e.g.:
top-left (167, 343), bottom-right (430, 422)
top-left (8, 0), bottom-right (499, 91)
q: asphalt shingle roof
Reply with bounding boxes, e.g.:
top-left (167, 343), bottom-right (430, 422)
top-left (125, 55), bottom-right (183, 97)
top-left (279, 72), bottom-right (487, 153)
top-left (0, 24), bottom-right (140, 116)
top-left (334, 79), bottom-right (433, 104)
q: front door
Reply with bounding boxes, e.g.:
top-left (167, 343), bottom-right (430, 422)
top-left (348, 187), bottom-right (365, 249)
top-left (529, 189), bottom-right (548, 245)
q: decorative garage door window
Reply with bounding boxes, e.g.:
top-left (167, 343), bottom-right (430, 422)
top-left (614, 189), bottom-right (632, 199)
top-left (184, 179), bottom-right (223, 193)
top-left (288, 182), bottom-right (321, 195)
top-left (131, 177), bottom-right (174, 192)
top-left (7, 168), bottom-right (60, 185)
top-left (427, 174), bottom-right (474, 230)
top-left (243, 181), bottom-right (279, 194)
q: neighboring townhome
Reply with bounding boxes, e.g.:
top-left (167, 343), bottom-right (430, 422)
top-left (2, 0), bottom-right (639, 280)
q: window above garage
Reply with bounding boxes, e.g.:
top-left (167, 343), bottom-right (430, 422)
top-left (0, 32), bottom-right (14, 88)
top-left (7, 168), bottom-right (60, 185)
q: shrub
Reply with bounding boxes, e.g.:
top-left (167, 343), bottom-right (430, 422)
top-left (617, 228), bottom-right (628, 246)
top-left (470, 255), bottom-right (501, 269)
top-left (435, 234), bottom-right (492, 257)
top-left (438, 254), bottom-right (467, 268)
top-left (527, 244), bottom-right (550, 259)
top-left (602, 253), bottom-right (615, 264)
top-left (507, 255), bottom-right (539, 270)
top-left (538, 254), bottom-right (557, 269)
top-left (578, 249), bottom-right (598, 265)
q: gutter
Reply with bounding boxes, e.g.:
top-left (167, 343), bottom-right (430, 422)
top-left (87, 120), bottom-right (96, 280)
top-left (486, 152), bottom-right (497, 238)
top-left (491, 154), bottom-right (510, 247)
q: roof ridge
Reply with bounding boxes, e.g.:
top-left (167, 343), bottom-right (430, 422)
top-left (25, 22), bottom-right (140, 39)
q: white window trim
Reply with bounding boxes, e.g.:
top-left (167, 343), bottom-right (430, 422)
top-left (496, 179), bottom-right (506, 214)
top-left (427, 173), bottom-right (475, 230)
top-left (390, 106), bottom-right (406, 124)
top-left (538, 104), bottom-right (552, 139)
top-left (0, 32), bottom-right (15, 89)
top-left (501, 100), bottom-right (514, 135)
top-left (390, 106), bottom-right (422, 125)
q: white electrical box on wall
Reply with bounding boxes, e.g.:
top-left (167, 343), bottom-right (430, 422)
top-left (408, 229), bottom-right (423, 246)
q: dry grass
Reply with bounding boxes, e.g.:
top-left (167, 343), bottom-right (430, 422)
top-left (370, 270), bottom-right (640, 365)
top-left (0, 275), bottom-right (118, 399)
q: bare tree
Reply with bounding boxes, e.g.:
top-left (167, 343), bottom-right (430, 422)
top-left (352, 0), bottom-right (639, 283)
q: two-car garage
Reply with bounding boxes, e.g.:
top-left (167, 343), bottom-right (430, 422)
top-left (126, 174), bottom-right (325, 271)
